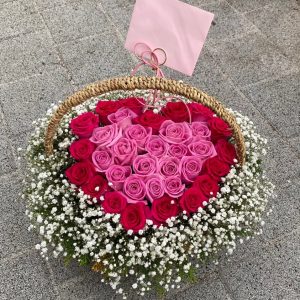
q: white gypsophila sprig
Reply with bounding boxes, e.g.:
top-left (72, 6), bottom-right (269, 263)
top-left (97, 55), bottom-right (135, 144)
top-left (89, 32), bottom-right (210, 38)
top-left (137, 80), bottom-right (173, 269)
top-left (22, 90), bottom-right (275, 299)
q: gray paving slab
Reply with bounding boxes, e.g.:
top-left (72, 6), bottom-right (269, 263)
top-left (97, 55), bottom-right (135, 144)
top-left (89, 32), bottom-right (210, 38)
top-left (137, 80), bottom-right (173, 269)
top-left (41, 1), bottom-right (111, 44)
top-left (288, 136), bottom-right (300, 154)
top-left (264, 136), bottom-right (300, 185)
top-left (0, 118), bottom-right (17, 175)
top-left (226, 0), bottom-right (275, 13)
top-left (262, 177), bottom-right (300, 241)
top-left (0, 174), bottom-right (39, 260)
top-left (48, 256), bottom-right (93, 285)
top-left (0, 30), bottom-right (60, 84)
top-left (219, 230), bottom-right (300, 300)
top-left (209, 32), bottom-right (299, 87)
top-left (57, 32), bottom-right (134, 86)
top-left (168, 48), bottom-right (279, 138)
top-left (10, 130), bottom-right (32, 173)
top-left (245, 1), bottom-right (300, 65)
top-left (99, 0), bottom-right (134, 38)
top-left (0, 0), bottom-right (299, 299)
top-left (57, 273), bottom-right (115, 300)
top-left (201, 0), bottom-right (257, 45)
top-left (0, 0), bottom-right (43, 40)
top-left (0, 172), bottom-right (24, 219)
top-left (0, 67), bottom-right (74, 136)
top-left (240, 74), bottom-right (300, 138)
top-left (34, 0), bottom-right (79, 10)
top-left (175, 272), bottom-right (231, 300)
top-left (0, 251), bottom-right (58, 300)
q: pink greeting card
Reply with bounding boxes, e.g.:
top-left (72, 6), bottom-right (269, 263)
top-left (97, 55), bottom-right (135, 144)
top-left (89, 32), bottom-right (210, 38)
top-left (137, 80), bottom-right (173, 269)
top-left (125, 0), bottom-right (214, 76)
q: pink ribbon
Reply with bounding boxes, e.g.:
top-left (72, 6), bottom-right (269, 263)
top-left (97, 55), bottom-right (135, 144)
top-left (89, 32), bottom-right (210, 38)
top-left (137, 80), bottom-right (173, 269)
top-left (130, 43), bottom-right (192, 123)
top-left (131, 43), bottom-right (166, 78)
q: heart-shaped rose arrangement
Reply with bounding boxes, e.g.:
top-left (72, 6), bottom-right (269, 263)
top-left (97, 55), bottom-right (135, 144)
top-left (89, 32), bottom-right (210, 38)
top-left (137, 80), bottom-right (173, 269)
top-left (65, 97), bottom-right (237, 232)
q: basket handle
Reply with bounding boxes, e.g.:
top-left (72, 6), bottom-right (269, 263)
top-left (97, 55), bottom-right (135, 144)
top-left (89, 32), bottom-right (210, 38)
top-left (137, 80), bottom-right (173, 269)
top-left (44, 76), bottom-right (246, 165)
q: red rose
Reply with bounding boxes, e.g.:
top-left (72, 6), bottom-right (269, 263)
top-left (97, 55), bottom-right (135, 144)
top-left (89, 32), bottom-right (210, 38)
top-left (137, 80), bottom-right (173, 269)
top-left (151, 195), bottom-right (179, 223)
top-left (161, 102), bottom-right (189, 122)
top-left (119, 97), bottom-right (145, 115)
top-left (95, 100), bottom-right (121, 125)
top-left (208, 117), bottom-right (232, 143)
top-left (81, 175), bottom-right (108, 199)
top-left (70, 112), bottom-right (99, 138)
top-left (69, 139), bottom-right (95, 161)
top-left (120, 203), bottom-right (146, 232)
top-left (102, 191), bottom-right (127, 214)
top-left (192, 175), bottom-right (220, 197)
top-left (65, 161), bottom-right (95, 186)
top-left (203, 156), bottom-right (230, 180)
top-left (187, 103), bottom-right (214, 122)
top-left (133, 110), bottom-right (167, 134)
top-left (215, 139), bottom-right (237, 164)
top-left (179, 188), bottom-right (208, 213)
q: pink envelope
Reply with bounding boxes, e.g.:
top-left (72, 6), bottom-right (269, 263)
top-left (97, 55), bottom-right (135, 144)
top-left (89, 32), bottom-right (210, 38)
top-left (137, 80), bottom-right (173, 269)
top-left (125, 0), bottom-right (214, 76)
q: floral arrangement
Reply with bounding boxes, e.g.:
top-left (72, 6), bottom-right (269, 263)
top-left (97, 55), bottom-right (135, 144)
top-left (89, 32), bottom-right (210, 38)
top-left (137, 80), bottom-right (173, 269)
top-left (23, 90), bottom-right (274, 298)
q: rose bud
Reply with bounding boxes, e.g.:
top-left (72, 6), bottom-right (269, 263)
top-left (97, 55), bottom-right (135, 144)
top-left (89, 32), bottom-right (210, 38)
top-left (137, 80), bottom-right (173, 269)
top-left (92, 148), bottom-right (114, 172)
top-left (158, 156), bottom-right (181, 178)
top-left (164, 176), bottom-right (185, 198)
top-left (180, 156), bottom-right (203, 183)
top-left (145, 175), bottom-right (165, 202)
top-left (69, 139), bottom-right (95, 161)
top-left (151, 195), bottom-right (179, 224)
top-left (102, 191), bottom-right (127, 214)
top-left (123, 175), bottom-right (146, 202)
top-left (188, 139), bottom-right (217, 161)
top-left (112, 138), bottom-right (138, 166)
top-left (179, 188), bottom-right (208, 214)
top-left (124, 124), bottom-right (152, 152)
top-left (81, 174), bottom-right (108, 199)
top-left (132, 154), bottom-right (157, 177)
top-left (65, 161), bottom-right (95, 186)
top-left (89, 123), bottom-right (122, 147)
top-left (108, 107), bottom-right (138, 130)
top-left (120, 203), bottom-right (147, 232)
top-left (168, 144), bottom-right (188, 159)
top-left (70, 112), bottom-right (99, 138)
top-left (145, 136), bottom-right (169, 158)
top-left (159, 120), bottom-right (192, 144)
top-left (105, 165), bottom-right (132, 191)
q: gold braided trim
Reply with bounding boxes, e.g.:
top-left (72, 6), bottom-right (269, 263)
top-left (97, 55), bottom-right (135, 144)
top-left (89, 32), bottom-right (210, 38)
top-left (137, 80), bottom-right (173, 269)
top-left (44, 76), bottom-right (246, 165)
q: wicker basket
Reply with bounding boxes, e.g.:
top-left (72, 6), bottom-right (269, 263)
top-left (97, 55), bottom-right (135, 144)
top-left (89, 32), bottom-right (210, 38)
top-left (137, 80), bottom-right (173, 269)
top-left (44, 76), bottom-right (246, 165)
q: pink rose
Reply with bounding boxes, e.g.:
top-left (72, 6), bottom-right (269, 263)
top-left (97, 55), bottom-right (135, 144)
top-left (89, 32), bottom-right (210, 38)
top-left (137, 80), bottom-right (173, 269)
top-left (145, 136), bottom-right (169, 158)
top-left (108, 107), bottom-right (137, 129)
top-left (168, 144), bottom-right (188, 159)
top-left (89, 123), bottom-right (122, 147)
top-left (132, 155), bottom-right (157, 177)
top-left (123, 175), bottom-right (146, 202)
top-left (164, 176), bottom-right (185, 198)
top-left (92, 148), bottom-right (114, 172)
top-left (124, 124), bottom-right (152, 152)
top-left (145, 175), bottom-right (165, 202)
top-left (180, 156), bottom-right (203, 183)
top-left (105, 165), bottom-right (132, 190)
top-left (188, 140), bottom-right (217, 161)
top-left (159, 120), bottom-right (192, 144)
top-left (190, 122), bottom-right (211, 140)
top-left (112, 137), bottom-right (138, 166)
top-left (158, 156), bottom-right (181, 177)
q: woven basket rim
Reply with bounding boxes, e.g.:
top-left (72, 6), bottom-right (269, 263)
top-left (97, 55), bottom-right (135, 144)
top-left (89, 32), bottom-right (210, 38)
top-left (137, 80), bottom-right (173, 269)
top-left (44, 76), bottom-right (246, 165)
